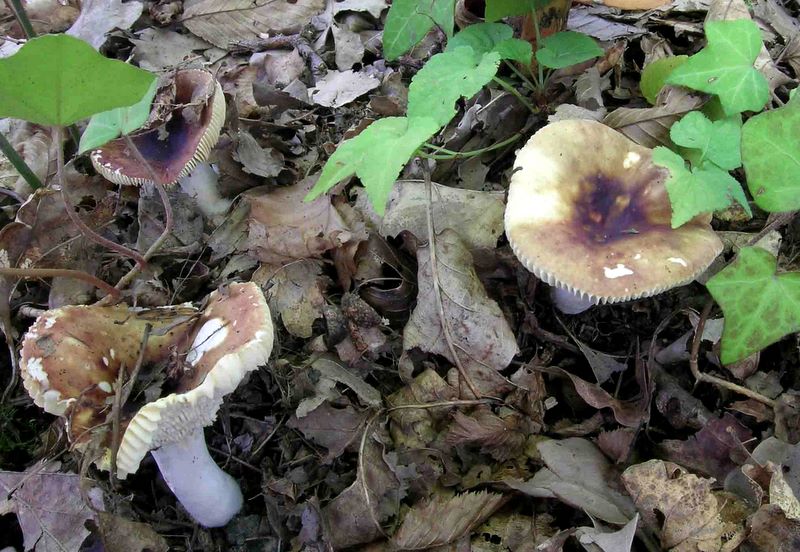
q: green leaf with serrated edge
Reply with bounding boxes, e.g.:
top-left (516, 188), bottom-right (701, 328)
top-left (706, 247), bottom-right (800, 364)
top-left (383, 0), bottom-right (455, 61)
top-left (535, 31), bottom-right (603, 70)
top-left (407, 46), bottom-right (503, 127)
top-left (640, 55), bottom-right (688, 105)
top-left (741, 95), bottom-right (800, 212)
top-left (0, 34), bottom-right (156, 127)
top-left (485, 0), bottom-right (551, 21)
top-left (665, 19), bottom-right (769, 116)
top-left (445, 23), bottom-right (532, 64)
top-left (78, 79), bottom-right (158, 154)
top-left (670, 111), bottom-right (742, 171)
top-left (305, 117), bottom-right (440, 214)
top-left (653, 147), bottom-right (751, 228)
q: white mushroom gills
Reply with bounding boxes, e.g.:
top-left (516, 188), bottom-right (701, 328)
top-left (151, 428), bottom-right (243, 528)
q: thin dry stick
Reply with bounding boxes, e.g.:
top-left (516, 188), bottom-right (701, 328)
top-left (106, 135), bottom-right (176, 296)
top-left (0, 267), bottom-right (121, 299)
top-left (54, 127), bottom-right (148, 268)
top-left (423, 168), bottom-right (482, 399)
top-left (689, 300), bottom-right (776, 408)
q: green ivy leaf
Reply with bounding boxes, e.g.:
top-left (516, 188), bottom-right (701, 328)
top-left (706, 246), bottom-right (800, 364)
top-left (78, 79), bottom-right (158, 153)
top-left (741, 95), bottom-right (800, 212)
top-left (0, 34), bottom-right (156, 127)
top-left (407, 46), bottom-right (503, 127)
top-left (445, 22), bottom-right (532, 64)
top-left (485, 0), bottom-right (551, 21)
top-left (640, 55), bottom-right (688, 105)
top-left (670, 111), bottom-right (742, 171)
top-left (305, 117), bottom-right (440, 214)
top-left (535, 31), bottom-right (603, 69)
top-left (665, 19), bottom-right (769, 116)
top-left (653, 147), bottom-right (751, 227)
top-left (383, 0), bottom-right (455, 61)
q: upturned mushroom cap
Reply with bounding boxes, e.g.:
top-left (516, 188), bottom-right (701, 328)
top-left (19, 305), bottom-right (196, 441)
top-left (505, 119), bottom-right (723, 304)
top-left (115, 282), bottom-right (273, 478)
top-left (90, 69), bottom-right (225, 186)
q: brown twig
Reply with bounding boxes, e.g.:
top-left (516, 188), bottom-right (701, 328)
top-left (0, 267), bottom-right (121, 299)
top-left (422, 165), bottom-right (482, 399)
top-left (54, 127), bottom-right (148, 269)
top-left (689, 301), bottom-right (776, 408)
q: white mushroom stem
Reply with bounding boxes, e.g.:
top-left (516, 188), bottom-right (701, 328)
top-left (551, 286), bottom-right (597, 314)
top-left (178, 163), bottom-right (231, 222)
top-left (151, 428), bottom-right (243, 527)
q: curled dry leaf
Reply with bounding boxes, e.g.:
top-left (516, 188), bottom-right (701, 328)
top-left (309, 69), bottom-right (381, 108)
top-left (390, 491), bottom-right (506, 550)
top-left (254, 260), bottom-right (329, 338)
top-left (402, 229), bottom-right (518, 397)
top-left (245, 177), bottom-right (366, 264)
top-left (622, 459), bottom-right (730, 550)
top-left (287, 401), bottom-right (369, 464)
top-left (356, 181), bottom-right (506, 250)
top-left (507, 438), bottom-right (636, 525)
top-left (67, 0), bottom-right (143, 49)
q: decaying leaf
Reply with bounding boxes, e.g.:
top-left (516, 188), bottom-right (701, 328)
top-left (95, 512), bottom-right (169, 552)
top-left (245, 177), bottom-right (366, 264)
top-left (67, 0), bottom-right (143, 49)
top-left (445, 407), bottom-right (530, 461)
top-left (391, 491), bottom-right (506, 550)
top-left (288, 401), bottom-right (369, 463)
top-left (622, 459), bottom-right (729, 550)
top-left (402, 229), bottom-right (518, 397)
top-left (356, 181), bottom-right (506, 250)
top-left (309, 69), bottom-right (381, 108)
top-left (0, 463), bottom-right (104, 552)
top-left (255, 260), bottom-right (329, 338)
top-left (575, 514), bottom-right (639, 552)
top-left (507, 438), bottom-right (636, 525)
top-left (744, 504), bottom-right (800, 551)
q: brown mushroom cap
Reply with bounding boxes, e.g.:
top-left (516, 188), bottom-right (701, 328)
top-left (90, 69), bottom-right (225, 186)
top-left (504, 120), bottom-right (723, 304)
top-left (19, 305), bottom-right (196, 442)
top-left (115, 282), bottom-right (273, 478)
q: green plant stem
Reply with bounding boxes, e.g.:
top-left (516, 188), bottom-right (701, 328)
top-left (491, 77), bottom-right (537, 115)
top-left (0, 267), bottom-right (121, 299)
top-left (530, 13), bottom-right (545, 90)
top-left (54, 127), bottom-right (149, 269)
top-left (421, 132), bottom-right (525, 160)
top-left (4, 0), bottom-right (35, 39)
top-left (503, 59), bottom-right (539, 92)
top-left (0, 131), bottom-right (42, 190)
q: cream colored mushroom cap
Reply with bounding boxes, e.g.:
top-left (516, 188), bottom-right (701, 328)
top-left (114, 282), bottom-right (273, 479)
top-left (504, 119), bottom-right (723, 304)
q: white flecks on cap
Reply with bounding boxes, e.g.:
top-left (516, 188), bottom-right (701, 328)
top-left (604, 264), bottom-right (634, 279)
top-left (623, 151), bottom-right (641, 169)
top-left (668, 257), bottom-right (688, 267)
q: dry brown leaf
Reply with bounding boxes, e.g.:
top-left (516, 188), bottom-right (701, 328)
top-left (254, 260), bottom-right (328, 338)
top-left (131, 28), bottom-right (215, 72)
top-left (356, 181), bottom-right (506, 251)
top-left (308, 69), bottom-right (381, 108)
top-left (622, 460), bottom-right (727, 550)
top-left (387, 369), bottom-right (459, 450)
top-left (66, 0), bottom-right (142, 49)
top-left (0, 463), bottom-right (104, 552)
top-left (390, 491), bottom-right (506, 550)
top-left (288, 401), bottom-right (369, 463)
top-left (245, 177), bottom-right (366, 264)
top-left (95, 513), bottom-right (168, 552)
top-left (445, 407), bottom-right (529, 461)
top-left (603, 88), bottom-right (704, 148)
top-left (181, 0), bottom-right (326, 49)
top-left (744, 504), bottom-right (800, 551)
top-left (0, 120), bottom-right (55, 195)
top-left (602, 0), bottom-right (670, 8)
top-left (402, 229), bottom-right (517, 397)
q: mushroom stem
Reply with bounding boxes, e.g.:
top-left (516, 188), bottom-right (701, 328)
top-left (151, 428), bottom-right (243, 527)
top-left (551, 286), bottom-right (597, 314)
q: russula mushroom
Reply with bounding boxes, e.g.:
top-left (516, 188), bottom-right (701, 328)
top-left (504, 119), bottom-right (723, 313)
top-left (90, 69), bottom-right (225, 186)
top-left (19, 282), bottom-right (274, 527)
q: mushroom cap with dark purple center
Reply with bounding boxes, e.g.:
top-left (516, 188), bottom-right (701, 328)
top-left (91, 69), bottom-right (225, 186)
top-left (504, 119), bottom-right (723, 304)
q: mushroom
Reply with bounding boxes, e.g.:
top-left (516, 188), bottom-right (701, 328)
top-left (19, 282), bottom-right (273, 527)
top-left (504, 120), bottom-right (723, 313)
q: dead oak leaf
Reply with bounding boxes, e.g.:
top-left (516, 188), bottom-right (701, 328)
top-left (254, 260), bottom-right (329, 338)
top-left (0, 464), bottom-right (104, 552)
top-left (402, 229), bottom-right (518, 397)
top-left (288, 401), bottom-right (369, 464)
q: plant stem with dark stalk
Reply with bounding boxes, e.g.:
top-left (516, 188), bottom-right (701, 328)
top-left (0, 132), bottom-right (42, 190)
